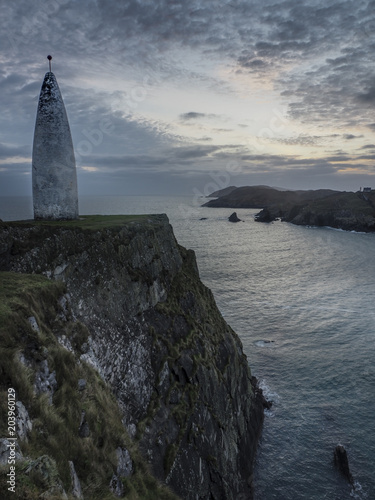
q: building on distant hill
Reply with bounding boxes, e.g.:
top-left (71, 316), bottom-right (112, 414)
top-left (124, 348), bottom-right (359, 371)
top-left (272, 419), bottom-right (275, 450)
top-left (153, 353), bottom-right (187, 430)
top-left (363, 187), bottom-right (372, 192)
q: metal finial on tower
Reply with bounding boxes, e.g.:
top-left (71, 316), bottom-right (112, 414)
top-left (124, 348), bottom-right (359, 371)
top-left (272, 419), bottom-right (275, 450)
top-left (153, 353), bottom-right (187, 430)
top-left (47, 55), bottom-right (52, 72)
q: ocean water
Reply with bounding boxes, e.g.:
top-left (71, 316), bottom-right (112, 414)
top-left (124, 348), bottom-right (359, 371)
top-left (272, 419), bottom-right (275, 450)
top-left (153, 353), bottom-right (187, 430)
top-left (1, 195), bottom-right (375, 499)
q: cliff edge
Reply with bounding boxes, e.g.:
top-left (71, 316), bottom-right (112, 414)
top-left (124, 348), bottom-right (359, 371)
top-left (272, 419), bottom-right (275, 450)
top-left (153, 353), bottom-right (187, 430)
top-left (0, 215), bottom-right (264, 499)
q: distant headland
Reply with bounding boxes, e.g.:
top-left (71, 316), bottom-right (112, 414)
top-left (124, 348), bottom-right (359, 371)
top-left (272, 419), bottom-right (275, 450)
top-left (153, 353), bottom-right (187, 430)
top-left (203, 186), bottom-right (375, 232)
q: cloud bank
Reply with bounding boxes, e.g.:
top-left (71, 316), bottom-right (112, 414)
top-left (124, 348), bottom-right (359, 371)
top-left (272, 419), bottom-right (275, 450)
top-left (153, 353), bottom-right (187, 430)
top-left (1, 0), bottom-right (375, 196)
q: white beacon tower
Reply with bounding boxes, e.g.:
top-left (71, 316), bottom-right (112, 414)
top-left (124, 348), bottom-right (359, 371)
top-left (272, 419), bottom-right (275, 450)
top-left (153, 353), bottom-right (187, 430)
top-left (32, 55), bottom-right (78, 220)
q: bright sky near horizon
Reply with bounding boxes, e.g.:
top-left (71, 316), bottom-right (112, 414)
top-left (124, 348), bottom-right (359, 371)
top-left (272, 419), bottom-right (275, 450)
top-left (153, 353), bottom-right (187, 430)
top-left (1, 0), bottom-right (375, 197)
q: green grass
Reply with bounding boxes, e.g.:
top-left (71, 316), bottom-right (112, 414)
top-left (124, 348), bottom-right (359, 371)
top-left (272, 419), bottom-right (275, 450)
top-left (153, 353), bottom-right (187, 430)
top-left (53, 214), bottom-right (150, 230)
top-left (0, 271), bottom-right (180, 500)
top-left (1, 214), bottom-right (153, 231)
top-left (0, 272), bottom-right (64, 327)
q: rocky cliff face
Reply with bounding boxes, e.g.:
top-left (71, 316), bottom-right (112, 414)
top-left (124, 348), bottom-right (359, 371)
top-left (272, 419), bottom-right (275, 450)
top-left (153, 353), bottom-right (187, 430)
top-left (284, 191), bottom-right (375, 231)
top-left (0, 215), bottom-right (264, 499)
top-left (256, 192), bottom-right (375, 232)
top-left (204, 186), bottom-right (375, 232)
top-left (255, 191), bottom-right (375, 231)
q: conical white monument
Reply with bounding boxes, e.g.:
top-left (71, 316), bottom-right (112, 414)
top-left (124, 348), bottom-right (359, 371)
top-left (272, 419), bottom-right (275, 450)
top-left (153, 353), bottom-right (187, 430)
top-left (32, 56), bottom-right (79, 220)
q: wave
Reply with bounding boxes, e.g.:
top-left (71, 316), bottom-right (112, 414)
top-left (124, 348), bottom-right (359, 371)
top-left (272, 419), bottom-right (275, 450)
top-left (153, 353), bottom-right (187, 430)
top-left (253, 300), bottom-right (375, 317)
top-left (306, 225), bottom-right (369, 235)
top-left (350, 480), bottom-right (367, 499)
top-left (254, 339), bottom-right (275, 348)
top-left (258, 379), bottom-right (280, 415)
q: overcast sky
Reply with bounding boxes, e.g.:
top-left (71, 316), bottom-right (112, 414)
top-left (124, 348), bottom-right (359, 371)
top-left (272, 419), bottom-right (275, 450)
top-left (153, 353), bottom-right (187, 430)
top-left (1, 0), bottom-right (375, 197)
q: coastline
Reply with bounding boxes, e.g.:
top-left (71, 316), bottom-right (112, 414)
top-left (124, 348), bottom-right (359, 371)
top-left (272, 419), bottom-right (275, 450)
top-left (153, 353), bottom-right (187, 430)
top-left (203, 186), bottom-right (375, 233)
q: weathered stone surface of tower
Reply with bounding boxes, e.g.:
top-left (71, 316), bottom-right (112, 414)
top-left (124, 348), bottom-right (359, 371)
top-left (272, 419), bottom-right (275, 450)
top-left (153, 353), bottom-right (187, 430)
top-left (32, 71), bottom-right (79, 220)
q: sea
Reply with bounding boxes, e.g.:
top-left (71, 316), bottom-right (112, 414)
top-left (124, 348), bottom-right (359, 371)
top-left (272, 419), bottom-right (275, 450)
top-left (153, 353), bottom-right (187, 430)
top-left (1, 194), bottom-right (374, 500)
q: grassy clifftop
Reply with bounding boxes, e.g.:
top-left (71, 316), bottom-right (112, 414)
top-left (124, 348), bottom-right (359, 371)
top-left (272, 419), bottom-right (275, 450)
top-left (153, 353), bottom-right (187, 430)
top-left (3, 214), bottom-right (153, 230)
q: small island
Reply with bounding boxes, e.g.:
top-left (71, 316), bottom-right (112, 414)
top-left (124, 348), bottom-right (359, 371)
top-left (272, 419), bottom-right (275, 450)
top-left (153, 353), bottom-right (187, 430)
top-left (203, 186), bottom-right (375, 232)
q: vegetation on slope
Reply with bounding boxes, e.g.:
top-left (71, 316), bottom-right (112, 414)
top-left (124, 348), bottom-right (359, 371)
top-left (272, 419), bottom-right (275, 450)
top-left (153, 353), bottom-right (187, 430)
top-left (0, 272), bottom-right (179, 500)
top-left (203, 185), bottom-right (338, 208)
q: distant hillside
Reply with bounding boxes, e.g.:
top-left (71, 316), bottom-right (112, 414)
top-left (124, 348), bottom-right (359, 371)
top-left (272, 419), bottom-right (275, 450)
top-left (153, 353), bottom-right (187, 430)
top-left (203, 186), bottom-right (338, 208)
top-left (207, 186), bottom-right (238, 197)
top-left (207, 185), bottom-right (290, 198)
top-left (203, 186), bottom-right (375, 232)
top-left (274, 190), bottom-right (375, 232)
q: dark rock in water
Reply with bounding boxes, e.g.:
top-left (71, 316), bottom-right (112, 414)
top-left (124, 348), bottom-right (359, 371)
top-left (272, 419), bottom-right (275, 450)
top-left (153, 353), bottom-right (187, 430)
top-left (262, 398), bottom-right (273, 410)
top-left (334, 444), bottom-right (353, 484)
top-left (255, 208), bottom-right (274, 223)
top-left (229, 212), bottom-right (241, 222)
top-left (251, 377), bottom-right (272, 409)
top-left (200, 217), bottom-right (208, 220)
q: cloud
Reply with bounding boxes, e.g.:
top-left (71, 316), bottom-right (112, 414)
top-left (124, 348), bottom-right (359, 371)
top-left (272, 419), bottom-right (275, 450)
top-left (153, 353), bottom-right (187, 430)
top-left (0, 143), bottom-right (30, 159)
top-left (180, 112), bottom-right (207, 120)
top-left (266, 133), bottom-right (354, 148)
top-left (357, 86), bottom-right (375, 104)
top-left (237, 57), bottom-right (270, 72)
top-left (169, 145), bottom-right (220, 159)
top-left (2, 0), bottom-right (375, 197)
top-left (272, 135), bottom-right (321, 147)
top-left (77, 143), bottom-right (244, 173)
top-left (196, 136), bottom-right (213, 142)
top-left (357, 154), bottom-right (375, 161)
top-left (343, 134), bottom-right (363, 140)
top-left (179, 112), bottom-right (225, 124)
top-left (237, 151), bottom-right (375, 177)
